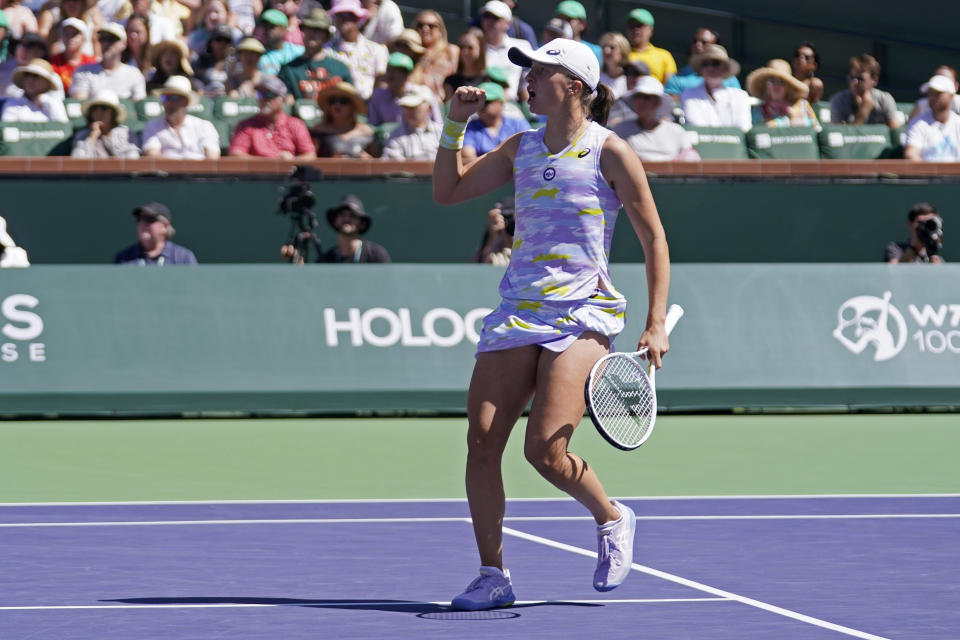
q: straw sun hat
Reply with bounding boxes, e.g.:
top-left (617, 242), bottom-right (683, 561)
top-left (13, 59), bottom-right (59, 93)
top-left (746, 58), bottom-right (809, 102)
top-left (316, 82), bottom-right (366, 114)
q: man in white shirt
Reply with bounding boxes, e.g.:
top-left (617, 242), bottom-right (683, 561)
top-left (905, 74), bottom-right (960, 162)
top-left (480, 0), bottom-right (530, 102)
top-left (141, 76), bottom-right (220, 159)
top-left (612, 76), bottom-right (698, 162)
top-left (381, 85), bottom-right (441, 160)
top-left (679, 44), bottom-right (750, 132)
top-left (70, 23), bottom-right (147, 100)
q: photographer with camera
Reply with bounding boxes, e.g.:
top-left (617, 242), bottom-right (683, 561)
top-left (472, 196), bottom-right (514, 266)
top-left (280, 191), bottom-right (391, 264)
top-left (885, 202), bottom-right (945, 264)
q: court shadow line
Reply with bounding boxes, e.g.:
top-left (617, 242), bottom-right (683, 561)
top-left (103, 597), bottom-right (603, 615)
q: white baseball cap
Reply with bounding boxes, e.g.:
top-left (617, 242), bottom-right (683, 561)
top-left (508, 38), bottom-right (600, 92)
top-left (397, 84), bottom-right (433, 108)
top-left (61, 17), bottom-right (89, 38)
top-left (480, 1), bottom-right (512, 21)
top-left (625, 75), bottom-right (664, 100)
top-left (921, 74), bottom-right (956, 95)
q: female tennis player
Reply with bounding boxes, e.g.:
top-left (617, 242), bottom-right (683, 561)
top-left (432, 38), bottom-right (671, 611)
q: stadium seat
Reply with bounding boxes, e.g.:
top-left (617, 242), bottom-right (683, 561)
top-left (894, 102), bottom-right (914, 127)
top-left (0, 122), bottom-right (74, 156)
top-left (815, 101), bottom-right (832, 124)
top-left (213, 96), bottom-right (260, 126)
top-left (292, 99), bottom-right (322, 127)
top-left (681, 126), bottom-right (749, 159)
top-left (746, 126), bottom-right (819, 159)
top-left (818, 124), bottom-right (897, 159)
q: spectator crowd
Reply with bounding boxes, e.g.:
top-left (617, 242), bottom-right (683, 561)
top-left (0, 0), bottom-right (957, 162)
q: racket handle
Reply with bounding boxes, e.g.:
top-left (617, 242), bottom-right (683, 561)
top-left (664, 304), bottom-right (684, 336)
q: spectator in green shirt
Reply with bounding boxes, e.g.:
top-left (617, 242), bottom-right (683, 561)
top-left (276, 7), bottom-right (352, 103)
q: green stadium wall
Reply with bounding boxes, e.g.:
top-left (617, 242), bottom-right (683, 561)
top-left (1, 265), bottom-right (958, 416)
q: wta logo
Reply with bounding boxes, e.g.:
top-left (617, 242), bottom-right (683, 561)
top-left (833, 292), bottom-right (907, 361)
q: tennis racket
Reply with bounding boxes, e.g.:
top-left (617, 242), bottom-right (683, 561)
top-left (584, 304), bottom-right (684, 450)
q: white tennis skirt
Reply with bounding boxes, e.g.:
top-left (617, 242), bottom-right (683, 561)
top-left (476, 290), bottom-right (627, 355)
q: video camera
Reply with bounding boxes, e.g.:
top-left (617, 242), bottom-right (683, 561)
top-left (916, 215), bottom-right (944, 256)
top-left (277, 166), bottom-right (322, 264)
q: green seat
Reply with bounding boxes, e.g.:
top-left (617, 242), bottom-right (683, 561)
top-left (0, 122), bottom-right (74, 156)
top-left (818, 124), bottom-right (897, 159)
top-left (213, 96), bottom-right (260, 126)
top-left (137, 96), bottom-right (215, 121)
top-left (682, 126), bottom-right (748, 159)
top-left (815, 101), bottom-right (832, 124)
top-left (373, 121), bottom-right (399, 146)
top-left (63, 98), bottom-right (88, 129)
top-left (894, 102), bottom-right (914, 128)
top-left (746, 126), bottom-right (819, 159)
top-left (211, 118), bottom-right (233, 154)
top-left (291, 99), bottom-right (322, 127)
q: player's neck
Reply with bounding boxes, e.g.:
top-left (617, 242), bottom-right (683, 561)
top-left (543, 113), bottom-right (588, 154)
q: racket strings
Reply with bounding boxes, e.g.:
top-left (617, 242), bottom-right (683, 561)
top-left (588, 356), bottom-right (655, 447)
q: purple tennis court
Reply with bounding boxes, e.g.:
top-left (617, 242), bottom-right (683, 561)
top-left (1, 496), bottom-right (957, 639)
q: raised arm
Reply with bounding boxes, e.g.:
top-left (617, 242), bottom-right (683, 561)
top-left (600, 134), bottom-right (671, 368)
top-left (432, 86), bottom-right (518, 205)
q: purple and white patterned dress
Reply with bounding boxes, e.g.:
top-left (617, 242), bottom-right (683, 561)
top-left (477, 121), bottom-right (628, 354)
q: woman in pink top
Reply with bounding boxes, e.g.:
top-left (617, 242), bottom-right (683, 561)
top-left (433, 38), bottom-right (672, 610)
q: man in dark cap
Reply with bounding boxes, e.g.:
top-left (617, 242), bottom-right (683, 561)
top-left (114, 202), bottom-right (198, 265)
top-left (277, 7), bottom-right (353, 102)
top-left (320, 194), bottom-right (390, 263)
top-left (228, 75), bottom-right (316, 158)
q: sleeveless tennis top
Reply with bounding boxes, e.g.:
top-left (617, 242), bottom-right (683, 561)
top-left (499, 121), bottom-right (624, 302)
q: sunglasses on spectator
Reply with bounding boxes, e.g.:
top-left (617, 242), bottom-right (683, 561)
top-left (329, 96), bottom-right (352, 106)
top-left (161, 94), bottom-right (187, 103)
top-left (701, 60), bottom-right (724, 68)
top-left (97, 35), bottom-right (120, 44)
top-left (257, 90), bottom-right (279, 100)
top-left (766, 78), bottom-right (786, 86)
top-left (416, 22), bottom-right (440, 30)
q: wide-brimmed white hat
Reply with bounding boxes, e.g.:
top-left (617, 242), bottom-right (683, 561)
top-left (82, 89), bottom-right (127, 123)
top-left (508, 38), bottom-right (600, 92)
top-left (12, 59), bottom-right (59, 93)
top-left (921, 74), bottom-right (957, 95)
top-left (153, 74), bottom-right (197, 105)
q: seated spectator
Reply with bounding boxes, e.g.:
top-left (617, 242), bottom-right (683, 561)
top-left (904, 75), bottom-right (960, 162)
top-left (680, 44), bottom-right (750, 131)
top-left (612, 76), bottom-right (698, 162)
top-left (193, 24), bottom-right (234, 95)
top-left (49, 17), bottom-right (97, 92)
top-left (606, 59), bottom-right (650, 127)
top-left (553, 1), bottom-right (600, 63)
top-left (461, 81), bottom-right (527, 161)
top-left (480, 0), bottom-right (529, 102)
top-left (228, 75), bottom-right (315, 158)
top-left (598, 31), bottom-right (630, 98)
top-left (115, 201), bottom-right (198, 265)
top-left (185, 0), bottom-right (240, 58)
top-left (70, 23), bottom-right (146, 99)
top-left (624, 7), bottom-right (675, 84)
top-left (312, 81), bottom-right (376, 157)
top-left (141, 75), bottom-right (220, 158)
top-left (368, 52), bottom-right (439, 125)
top-left (829, 54), bottom-right (898, 128)
top-left (71, 88), bottom-right (140, 156)
top-left (908, 65), bottom-right (960, 122)
top-left (443, 27), bottom-right (485, 101)
top-left (791, 41), bottom-right (823, 105)
top-left (117, 0), bottom-right (177, 45)
top-left (327, 0), bottom-right (386, 100)
top-left (409, 10), bottom-right (458, 102)
top-left (146, 38), bottom-right (195, 93)
top-left (885, 202), bottom-right (944, 264)
top-left (39, 0), bottom-right (103, 57)
top-left (361, 0), bottom-right (403, 46)
top-left (0, 214), bottom-right (30, 268)
top-left (472, 196), bottom-right (513, 265)
top-left (121, 13), bottom-right (152, 76)
top-left (318, 194), bottom-right (390, 263)
top-left (747, 58), bottom-right (819, 129)
top-left (664, 27), bottom-right (741, 99)
top-left (1, 32), bottom-right (61, 97)
top-left (3, 0), bottom-right (38, 40)
top-left (256, 9), bottom-right (303, 76)
top-left (1, 58), bottom-right (68, 121)
top-left (276, 7), bottom-right (352, 103)
top-left (225, 35), bottom-right (262, 97)
top-left (539, 16), bottom-right (571, 46)
top-left (381, 84), bottom-right (441, 160)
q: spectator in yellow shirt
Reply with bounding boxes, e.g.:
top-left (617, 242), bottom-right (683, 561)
top-left (624, 8), bottom-right (676, 85)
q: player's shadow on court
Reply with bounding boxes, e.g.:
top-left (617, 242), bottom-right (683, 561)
top-left (105, 597), bottom-right (601, 618)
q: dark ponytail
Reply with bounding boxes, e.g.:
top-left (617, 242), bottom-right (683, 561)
top-left (585, 82), bottom-right (614, 126)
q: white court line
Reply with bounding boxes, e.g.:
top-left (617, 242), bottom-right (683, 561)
top-left (502, 526), bottom-right (890, 640)
top-left (0, 598), bottom-right (729, 612)
top-left (1, 513), bottom-right (959, 528)
top-left (0, 493), bottom-right (958, 507)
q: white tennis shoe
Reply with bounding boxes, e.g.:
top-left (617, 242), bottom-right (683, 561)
top-left (450, 566), bottom-right (516, 610)
top-left (593, 500), bottom-right (636, 591)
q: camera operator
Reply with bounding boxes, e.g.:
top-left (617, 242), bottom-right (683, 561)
top-left (885, 202), bottom-right (945, 264)
top-left (472, 196), bottom-right (514, 266)
top-left (282, 193), bottom-right (390, 263)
